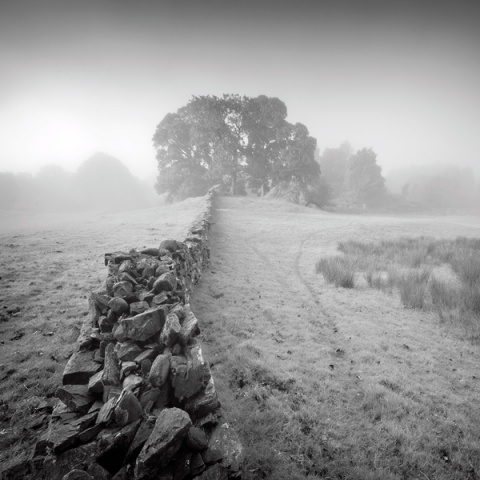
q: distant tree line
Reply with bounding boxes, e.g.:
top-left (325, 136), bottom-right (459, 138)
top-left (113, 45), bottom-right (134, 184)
top-left (0, 153), bottom-right (153, 212)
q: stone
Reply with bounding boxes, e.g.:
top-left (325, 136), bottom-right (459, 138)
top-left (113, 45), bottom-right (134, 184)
top-left (91, 293), bottom-right (111, 314)
top-left (103, 343), bottom-right (121, 387)
top-left (88, 370), bottom-right (104, 395)
top-left (108, 297), bottom-right (129, 315)
top-left (140, 247), bottom-right (160, 257)
top-left (63, 350), bottom-right (101, 385)
top-left (178, 305), bottom-right (200, 345)
top-left (111, 465), bottom-right (132, 480)
top-left (140, 359), bottom-right (152, 377)
top-left (159, 239), bottom-right (180, 253)
top-left (125, 416), bottom-right (156, 463)
top-left (42, 442), bottom-right (97, 480)
top-left (113, 281), bottom-right (133, 298)
top-left (56, 385), bottom-right (96, 414)
top-left (154, 382), bottom-right (171, 410)
top-left (139, 388), bottom-right (160, 410)
top-left (170, 344), bottom-right (210, 402)
top-left (139, 291), bottom-right (155, 304)
top-left (78, 422), bottom-right (104, 443)
top-left (174, 452), bottom-right (192, 480)
top-left (201, 447), bottom-right (224, 465)
top-left (96, 420), bottom-right (141, 475)
top-left (118, 272), bottom-right (138, 286)
top-left (208, 422), bottom-right (245, 475)
top-left (98, 312), bottom-right (116, 333)
top-left (115, 342), bottom-right (143, 362)
top-left (133, 347), bottom-right (159, 365)
top-left (152, 292), bottom-right (168, 305)
top-left (155, 265), bottom-right (170, 277)
top-left (171, 343), bottom-right (182, 355)
top-left (62, 469), bottom-right (94, 480)
top-left (120, 361), bottom-right (137, 379)
top-left (96, 397), bottom-right (117, 425)
top-left (103, 386), bottom-right (122, 404)
top-left (160, 313), bottom-right (181, 348)
top-left (191, 452), bottom-right (206, 477)
top-left (114, 389), bottom-right (143, 427)
top-left (186, 426), bottom-right (208, 451)
top-left (122, 374), bottom-right (143, 391)
top-left (129, 301), bottom-right (149, 315)
top-left (119, 307), bottom-right (167, 342)
top-left (147, 354), bottom-right (170, 388)
top-left (134, 408), bottom-right (192, 480)
top-left (197, 463), bottom-right (228, 480)
top-left (118, 260), bottom-right (135, 275)
top-left (184, 377), bottom-right (221, 421)
top-left (113, 323), bottom-right (127, 343)
top-left (153, 272), bottom-right (177, 293)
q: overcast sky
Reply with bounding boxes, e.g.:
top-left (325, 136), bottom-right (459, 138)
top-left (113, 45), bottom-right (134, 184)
top-left (1, 0), bottom-right (479, 179)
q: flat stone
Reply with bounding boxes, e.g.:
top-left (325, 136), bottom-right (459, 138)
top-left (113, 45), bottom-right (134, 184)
top-left (63, 350), bottom-right (101, 385)
top-left (134, 408), bottom-right (191, 480)
top-left (120, 361), bottom-right (137, 379)
top-left (112, 323), bottom-right (127, 343)
top-left (134, 347), bottom-right (159, 365)
top-left (170, 344), bottom-right (210, 402)
top-left (62, 469), bottom-right (94, 480)
top-left (160, 313), bottom-right (181, 348)
top-left (119, 307), bottom-right (166, 342)
top-left (208, 422), bottom-right (245, 475)
top-left (125, 416), bottom-right (156, 464)
top-left (140, 247), bottom-right (160, 257)
top-left (201, 447), bottom-right (224, 465)
top-left (184, 377), bottom-right (221, 421)
top-left (103, 343), bottom-right (121, 388)
top-left (152, 292), bottom-right (168, 305)
top-left (115, 342), bottom-right (143, 362)
top-left (114, 389), bottom-right (143, 427)
top-left (96, 420), bottom-right (141, 475)
top-left (56, 385), bottom-right (96, 414)
top-left (122, 374), bottom-right (143, 391)
top-left (96, 397), bottom-right (117, 425)
top-left (141, 359), bottom-right (152, 377)
top-left (42, 442), bottom-right (97, 480)
top-left (148, 354), bottom-right (170, 388)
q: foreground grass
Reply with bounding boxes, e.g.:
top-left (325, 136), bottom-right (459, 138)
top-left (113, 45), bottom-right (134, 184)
top-left (192, 196), bottom-right (480, 480)
top-left (0, 197), bottom-right (207, 471)
top-left (316, 236), bottom-right (480, 341)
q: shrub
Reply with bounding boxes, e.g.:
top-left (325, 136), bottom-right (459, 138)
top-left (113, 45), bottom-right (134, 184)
top-left (316, 257), bottom-right (355, 288)
top-left (396, 269), bottom-right (431, 310)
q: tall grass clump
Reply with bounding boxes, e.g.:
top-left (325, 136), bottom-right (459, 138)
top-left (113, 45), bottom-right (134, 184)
top-left (315, 257), bottom-right (355, 288)
top-left (319, 236), bottom-right (480, 339)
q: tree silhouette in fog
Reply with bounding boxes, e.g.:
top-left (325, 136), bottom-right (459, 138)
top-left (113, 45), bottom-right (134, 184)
top-left (74, 152), bottom-right (147, 211)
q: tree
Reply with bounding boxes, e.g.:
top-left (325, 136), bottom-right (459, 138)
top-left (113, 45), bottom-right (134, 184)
top-left (344, 148), bottom-right (385, 207)
top-left (317, 142), bottom-right (352, 198)
top-left (0, 173), bottom-right (19, 209)
top-left (152, 94), bottom-right (319, 201)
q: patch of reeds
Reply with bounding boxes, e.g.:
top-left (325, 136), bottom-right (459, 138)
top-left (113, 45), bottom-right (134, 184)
top-left (315, 257), bottom-right (355, 288)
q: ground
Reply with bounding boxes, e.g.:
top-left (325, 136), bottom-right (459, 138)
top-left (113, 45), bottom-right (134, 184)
top-left (1, 195), bottom-right (480, 479)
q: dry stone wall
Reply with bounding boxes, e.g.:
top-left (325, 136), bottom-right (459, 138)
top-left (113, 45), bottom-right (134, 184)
top-left (22, 189), bottom-right (244, 480)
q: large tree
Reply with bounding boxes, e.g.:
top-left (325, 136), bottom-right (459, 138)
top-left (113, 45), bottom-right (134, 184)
top-left (152, 94), bottom-right (319, 200)
top-left (344, 148), bottom-right (386, 207)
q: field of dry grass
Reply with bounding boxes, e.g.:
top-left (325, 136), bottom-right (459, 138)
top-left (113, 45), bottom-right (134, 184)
top-left (191, 196), bottom-right (480, 480)
top-left (0, 197), bottom-right (207, 470)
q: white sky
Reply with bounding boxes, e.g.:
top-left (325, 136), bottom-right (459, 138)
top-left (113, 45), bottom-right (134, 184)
top-left (1, 0), bottom-right (479, 180)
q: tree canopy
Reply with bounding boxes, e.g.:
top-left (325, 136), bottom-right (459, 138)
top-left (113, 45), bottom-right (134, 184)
top-left (152, 94), bottom-right (319, 200)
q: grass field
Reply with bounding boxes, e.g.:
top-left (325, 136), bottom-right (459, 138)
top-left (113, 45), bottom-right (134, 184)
top-left (2, 195), bottom-right (480, 479)
top-left (0, 197), bottom-right (207, 470)
top-left (190, 196), bottom-right (480, 480)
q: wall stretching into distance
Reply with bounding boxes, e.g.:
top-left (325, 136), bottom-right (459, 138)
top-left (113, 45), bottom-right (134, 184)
top-left (3, 188), bottom-right (244, 480)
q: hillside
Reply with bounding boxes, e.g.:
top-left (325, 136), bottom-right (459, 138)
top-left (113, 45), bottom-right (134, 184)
top-left (191, 196), bottom-right (480, 480)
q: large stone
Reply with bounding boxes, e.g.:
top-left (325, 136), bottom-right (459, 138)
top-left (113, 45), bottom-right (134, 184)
top-left (88, 371), bottom-right (104, 395)
top-left (114, 389), bottom-right (143, 427)
top-left (129, 301), bottom-right (149, 316)
top-left (122, 374), bottom-right (143, 391)
top-left (170, 344), bottom-right (210, 402)
top-left (119, 307), bottom-right (166, 342)
top-left (56, 385), bottom-right (96, 414)
top-left (153, 272), bottom-right (177, 293)
top-left (113, 281), bottom-right (133, 298)
top-left (96, 420), bottom-right (141, 475)
top-left (208, 422), bottom-right (245, 475)
top-left (133, 347), bottom-right (159, 365)
top-left (147, 354), bottom-right (170, 388)
top-left (96, 397), bottom-right (117, 425)
top-left (184, 377), bottom-right (221, 421)
top-left (42, 442), bottom-right (97, 480)
top-left (134, 408), bottom-right (192, 480)
top-left (63, 350), bottom-right (101, 385)
top-left (125, 416), bottom-right (156, 463)
top-left (160, 313), bottom-right (181, 348)
top-left (159, 239), bottom-right (180, 253)
top-left (186, 426), bottom-right (208, 451)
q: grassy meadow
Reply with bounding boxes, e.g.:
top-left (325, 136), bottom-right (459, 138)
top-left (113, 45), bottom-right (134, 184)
top-left (0, 197), bottom-right (207, 470)
top-left (2, 194), bottom-right (480, 479)
top-left (190, 196), bottom-right (480, 480)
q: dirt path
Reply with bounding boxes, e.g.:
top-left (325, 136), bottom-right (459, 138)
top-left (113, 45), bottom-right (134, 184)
top-left (191, 196), bottom-right (480, 480)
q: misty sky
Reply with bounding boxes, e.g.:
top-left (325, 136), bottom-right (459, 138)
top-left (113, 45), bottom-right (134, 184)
top-left (1, 0), bottom-right (479, 179)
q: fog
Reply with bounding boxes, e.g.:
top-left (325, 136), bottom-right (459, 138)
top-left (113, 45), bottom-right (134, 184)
top-left (1, 0), bottom-right (479, 181)
top-left (0, 153), bottom-right (158, 213)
